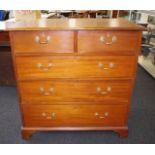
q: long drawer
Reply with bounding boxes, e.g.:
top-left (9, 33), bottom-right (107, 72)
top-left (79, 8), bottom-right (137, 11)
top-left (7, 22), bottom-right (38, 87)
top-left (20, 80), bottom-right (132, 104)
top-left (22, 104), bottom-right (128, 127)
top-left (78, 31), bottom-right (140, 55)
top-left (15, 56), bottom-right (136, 80)
top-left (11, 31), bottom-right (74, 54)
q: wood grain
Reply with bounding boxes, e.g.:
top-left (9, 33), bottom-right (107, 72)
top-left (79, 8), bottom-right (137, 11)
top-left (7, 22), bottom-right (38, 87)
top-left (22, 104), bottom-right (128, 127)
top-left (11, 31), bottom-right (74, 53)
top-left (19, 80), bottom-right (132, 104)
top-left (7, 19), bottom-right (144, 139)
top-left (15, 56), bottom-right (136, 80)
top-left (78, 31), bottom-right (141, 55)
top-left (5, 18), bottom-right (146, 31)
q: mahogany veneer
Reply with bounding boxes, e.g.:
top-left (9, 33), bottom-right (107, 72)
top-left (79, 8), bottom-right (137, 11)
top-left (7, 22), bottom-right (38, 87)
top-left (11, 31), bottom-right (74, 53)
top-left (19, 80), bottom-right (132, 103)
top-left (15, 56), bottom-right (136, 80)
top-left (6, 19), bottom-right (144, 140)
top-left (22, 104), bottom-right (128, 127)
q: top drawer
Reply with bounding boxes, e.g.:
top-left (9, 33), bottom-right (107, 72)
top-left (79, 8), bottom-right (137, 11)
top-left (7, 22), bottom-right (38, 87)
top-left (78, 31), bottom-right (141, 55)
top-left (11, 31), bottom-right (74, 54)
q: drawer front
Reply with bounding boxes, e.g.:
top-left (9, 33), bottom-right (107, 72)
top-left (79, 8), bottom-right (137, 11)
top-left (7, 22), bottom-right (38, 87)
top-left (22, 104), bottom-right (128, 127)
top-left (15, 56), bottom-right (136, 80)
top-left (78, 31), bottom-right (140, 55)
top-left (20, 80), bottom-right (131, 104)
top-left (11, 31), bottom-right (74, 53)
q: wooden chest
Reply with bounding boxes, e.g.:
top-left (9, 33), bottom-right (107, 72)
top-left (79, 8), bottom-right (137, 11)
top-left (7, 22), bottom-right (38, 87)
top-left (6, 19), bottom-right (144, 139)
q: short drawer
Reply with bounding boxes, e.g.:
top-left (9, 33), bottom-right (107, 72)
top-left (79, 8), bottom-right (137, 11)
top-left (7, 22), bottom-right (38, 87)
top-left (22, 104), bottom-right (128, 127)
top-left (15, 56), bottom-right (136, 80)
top-left (78, 31), bottom-right (140, 55)
top-left (20, 80), bottom-right (132, 104)
top-left (11, 31), bottom-right (74, 53)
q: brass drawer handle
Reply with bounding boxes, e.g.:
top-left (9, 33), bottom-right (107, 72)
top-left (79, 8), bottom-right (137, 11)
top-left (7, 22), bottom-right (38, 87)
top-left (39, 87), bottom-right (54, 96)
top-left (95, 112), bottom-right (109, 119)
top-left (96, 86), bottom-right (112, 95)
top-left (35, 35), bottom-right (51, 44)
top-left (100, 35), bottom-right (117, 45)
top-left (41, 112), bottom-right (56, 119)
top-left (98, 62), bottom-right (114, 70)
top-left (37, 63), bottom-right (53, 70)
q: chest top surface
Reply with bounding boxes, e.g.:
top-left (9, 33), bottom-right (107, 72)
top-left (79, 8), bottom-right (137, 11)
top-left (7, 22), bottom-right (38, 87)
top-left (5, 18), bottom-right (145, 31)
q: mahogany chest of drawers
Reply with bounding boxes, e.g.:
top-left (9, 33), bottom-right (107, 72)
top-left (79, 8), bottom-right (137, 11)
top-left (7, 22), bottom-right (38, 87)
top-left (6, 19), bottom-right (144, 139)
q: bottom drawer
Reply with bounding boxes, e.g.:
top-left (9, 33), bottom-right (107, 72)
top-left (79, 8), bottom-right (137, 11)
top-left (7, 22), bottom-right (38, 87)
top-left (22, 104), bottom-right (128, 127)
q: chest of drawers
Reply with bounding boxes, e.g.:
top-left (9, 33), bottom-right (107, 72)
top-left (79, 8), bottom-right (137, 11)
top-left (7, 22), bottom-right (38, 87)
top-left (7, 19), bottom-right (144, 139)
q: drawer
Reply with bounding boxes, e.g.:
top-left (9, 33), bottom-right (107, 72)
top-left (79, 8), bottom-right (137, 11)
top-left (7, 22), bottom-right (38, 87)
top-left (78, 31), bottom-right (140, 55)
top-left (11, 31), bottom-right (74, 53)
top-left (22, 104), bottom-right (128, 127)
top-left (15, 56), bottom-right (136, 80)
top-left (20, 80), bottom-right (131, 104)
